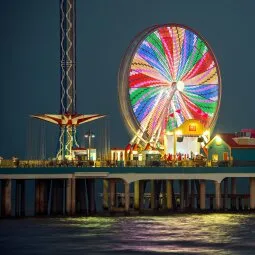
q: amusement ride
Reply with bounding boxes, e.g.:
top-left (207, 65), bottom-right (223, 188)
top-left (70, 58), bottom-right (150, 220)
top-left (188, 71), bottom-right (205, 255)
top-left (118, 24), bottom-right (221, 158)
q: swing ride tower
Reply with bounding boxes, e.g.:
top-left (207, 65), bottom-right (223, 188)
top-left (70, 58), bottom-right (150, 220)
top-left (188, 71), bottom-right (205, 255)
top-left (32, 0), bottom-right (104, 160)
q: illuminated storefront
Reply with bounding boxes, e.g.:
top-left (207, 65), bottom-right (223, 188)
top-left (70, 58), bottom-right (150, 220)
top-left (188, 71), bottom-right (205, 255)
top-left (165, 119), bottom-right (210, 156)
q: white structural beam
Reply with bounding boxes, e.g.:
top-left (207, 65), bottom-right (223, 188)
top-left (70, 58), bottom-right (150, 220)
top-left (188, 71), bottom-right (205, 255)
top-left (1, 172), bottom-right (255, 185)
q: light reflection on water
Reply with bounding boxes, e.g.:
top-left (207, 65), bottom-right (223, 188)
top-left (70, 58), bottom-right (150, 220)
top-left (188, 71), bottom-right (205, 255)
top-left (0, 214), bottom-right (255, 254)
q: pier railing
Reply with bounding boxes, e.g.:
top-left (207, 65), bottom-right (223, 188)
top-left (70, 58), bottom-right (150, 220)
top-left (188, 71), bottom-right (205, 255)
top-left (1, 159), bottom-right (255, 168)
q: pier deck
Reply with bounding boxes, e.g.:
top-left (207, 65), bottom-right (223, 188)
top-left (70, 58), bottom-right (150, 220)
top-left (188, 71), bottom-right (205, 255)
top-left (1, 166), bottom-right (255, 183)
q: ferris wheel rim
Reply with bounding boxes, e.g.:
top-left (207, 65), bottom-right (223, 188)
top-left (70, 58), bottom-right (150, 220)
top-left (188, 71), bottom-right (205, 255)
top-left (118, 23), bottom-right (222, 145)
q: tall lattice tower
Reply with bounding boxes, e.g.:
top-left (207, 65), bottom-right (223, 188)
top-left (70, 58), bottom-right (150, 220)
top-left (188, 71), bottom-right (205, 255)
top-left (32, 0), bottom-right (104, 160)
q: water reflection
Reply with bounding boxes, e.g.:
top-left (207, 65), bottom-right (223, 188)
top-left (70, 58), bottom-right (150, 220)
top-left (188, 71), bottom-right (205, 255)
top-left (0, 214), bottom-right (255, 254)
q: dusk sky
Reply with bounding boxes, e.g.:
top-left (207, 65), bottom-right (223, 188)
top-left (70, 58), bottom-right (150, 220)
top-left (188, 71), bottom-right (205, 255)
top-left (1, 0), bottom-right (255, 159)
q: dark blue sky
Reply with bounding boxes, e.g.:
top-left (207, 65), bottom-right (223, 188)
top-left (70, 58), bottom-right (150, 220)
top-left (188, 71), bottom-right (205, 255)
top-left (1, 0), bottom-right (255, 158)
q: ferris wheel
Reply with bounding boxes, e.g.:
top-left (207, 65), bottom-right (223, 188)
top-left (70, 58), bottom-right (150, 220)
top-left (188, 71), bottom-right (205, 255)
top-left (118, 24), bottom-right (221, 148)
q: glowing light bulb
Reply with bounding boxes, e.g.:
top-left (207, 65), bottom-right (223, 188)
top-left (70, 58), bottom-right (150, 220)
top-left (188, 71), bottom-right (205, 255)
top-left (215, 135), bottom-right (222, 145)
top-left (176, 81), bottom-right (185, 92)
top-left (175, 130), bottom-right (182, 136)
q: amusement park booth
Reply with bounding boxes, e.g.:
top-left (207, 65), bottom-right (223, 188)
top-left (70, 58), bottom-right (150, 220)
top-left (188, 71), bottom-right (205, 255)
top-left (123, 143), bottom-right (161, 166)
top-left (111, 148), bottom-right (125, 163)
top-left (72, 148), bottom-right (97, 161)
top-left (142, 143), bottom-right (161, 162)
top-left (164, 119), bottom-right (210, 157)
top-left (207, 129), bottom-right (255, 163)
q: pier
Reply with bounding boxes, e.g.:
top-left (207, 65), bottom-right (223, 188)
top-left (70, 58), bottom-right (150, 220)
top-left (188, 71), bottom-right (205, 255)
top-left (1, 166), bottom-right (255, 217)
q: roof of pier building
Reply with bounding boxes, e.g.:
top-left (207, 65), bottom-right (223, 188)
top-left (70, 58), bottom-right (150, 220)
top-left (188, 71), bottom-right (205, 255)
top-left (207, 133), bottom-right (255, 149)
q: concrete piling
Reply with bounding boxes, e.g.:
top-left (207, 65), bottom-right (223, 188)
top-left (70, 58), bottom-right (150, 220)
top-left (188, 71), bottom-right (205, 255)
top-left (215, 181), bottom-right (221, 210)
top-left (15, 180), bottom-right (25, 216)
top-left (2, 174), bottom-right (255, 217)
top-left (65, 177), bottom-right (76, 216)
top-left (190, 180), bottom-right (195, 209)
top-left (52, 181), bottom-right (58, 214)
top-left (180, 180), bottom-right (185, 210)
top-left (150, 180), bottom-right (156, 210)
top-left (36, 180), bottom-right (48, 215)
top-left (71, 175), bottom-right (76, 215)
top-left (231, 177), bottom-right (237, 210)
top-left (51, 180), bottom-right (63, 215)
top-left (161, 180), bottom-right (167, 209)
top-left (195, 180), bottom-right (200, 209)
top-left (109, 179), bottom-right (116, 212)
top-left (103, 180), bottom-right (109, 211)
top-left (209, 196), bottom-right (214, 210)
top-left (87, 179), bottom-right (96, 214)
top-left (155, 180), bottom-right (161, 210)
top-left (1, 179), bottom-right (12, 217)
top-left (66, 178), bottom-right (72, 215)
top-left (124, 181), bottom-right (130, 214)
top-left (223, 178), bottom-right (228, 210)
top-left (76, 179), bottom-right (87, 214)
top-left (184, 180), bottom-right (189, 208)
top-left (139, 180), bottom-right (144, 213)
top-left (134, 181), bottom-right (139, 211)
top-left (166, 180), bottom-right (173, 210)
top-left (35, 180), bottom-right (40, 215)
top-left (199, 180), bottom-right (206, 210)
top-left (249, 177), bottom-right (255, 209)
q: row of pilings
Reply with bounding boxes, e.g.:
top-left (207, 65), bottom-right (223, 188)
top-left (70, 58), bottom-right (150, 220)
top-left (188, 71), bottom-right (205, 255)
top-left (1, 177), bottom-right (255, 217)
top-left (0, 178), bottom-right (97, 217)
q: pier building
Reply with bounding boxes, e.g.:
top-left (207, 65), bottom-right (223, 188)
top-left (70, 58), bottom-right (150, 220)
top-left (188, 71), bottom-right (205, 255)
top-left (207, 130), bottom-right (255, 163)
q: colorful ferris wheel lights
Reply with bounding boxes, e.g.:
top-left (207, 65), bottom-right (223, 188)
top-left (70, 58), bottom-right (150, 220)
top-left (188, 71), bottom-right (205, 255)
top-left (118, 24), bottom-right (221, 147)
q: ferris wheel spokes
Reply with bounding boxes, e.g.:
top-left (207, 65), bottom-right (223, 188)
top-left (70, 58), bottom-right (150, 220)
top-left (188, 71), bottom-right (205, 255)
top-left (119, 24), bottom-right (221, 150)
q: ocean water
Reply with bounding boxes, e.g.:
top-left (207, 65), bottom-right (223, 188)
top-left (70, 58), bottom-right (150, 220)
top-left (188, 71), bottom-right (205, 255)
top-left (0, 214), bottom-right (255, 255)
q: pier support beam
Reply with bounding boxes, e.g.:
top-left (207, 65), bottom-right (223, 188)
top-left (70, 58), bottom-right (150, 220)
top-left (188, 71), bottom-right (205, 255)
top-left (184, 180), bottom-right (189, 208)
top-left (87, 179), bottom-right (96, 214)
top-left (1, 179), bottom-right (12, 217)
top-left (199, 180), bottom-right (206, 210)
top-left (109, 179), bottom-right (116, 212)
top-left (35, 180), bottom-right (41, 215)
top-left (139, 180), bottom-right (144, 213)
top-left (180, 180), bottom-right (185, 210)
top-left (66, 175), bottom-right (76, 216)
top-left (66, 178), bottom-right (72, 215)
top-left (231, 177), bottom-right (237, 210)
top-left (76, 179), bottom-right (87, 214)
top-left (190, 180), bottom-right (195, 209)
top-left (124, 181), bottom-right (130, 214)
top-left (238, 196), bottom-right (243, 210)
top-left (250, 177), bottom-right (255, 210)
top-left (195, 180), bottom-right (200, 209)
top-left (215, 181), bottom-right (221, 210)
top-left (51, 180), bottom-right (63, 215)
top-left (71, 176), bottom-right (76, 215)
top-left (35, 180), bottom-right (48, 215)
top-left (15, 180), bottom-right (25, 217)
top-left (155, 180), bottom-right (161, 210)
top-left (166, 180), bottom-right (173, 210)
top-left (223, 178), bottom-right (228, 210)
top-left (161, 180), bottom-right (167, 209)
top-left (210, 196), bottom-right (214, 210)
top-left (150, 180), bottom-right (156, 210)
top-left (103, 180), bottom-right (109, 211)
top-left (134, 181), bottom-right (140, 210)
